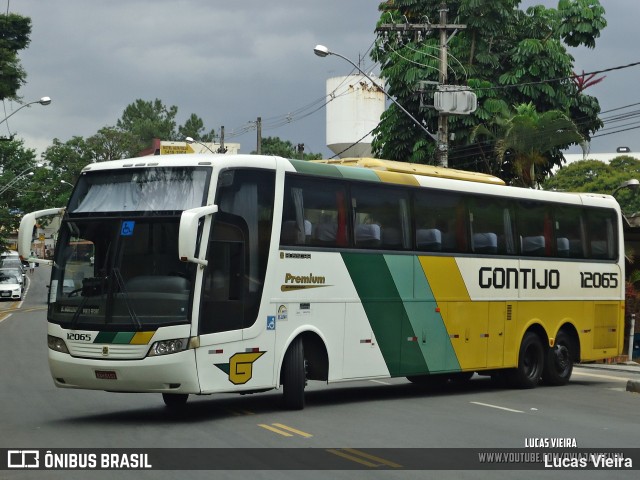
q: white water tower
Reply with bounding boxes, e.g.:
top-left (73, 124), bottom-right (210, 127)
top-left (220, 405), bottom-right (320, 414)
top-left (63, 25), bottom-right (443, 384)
top-left (325, 74), bottom-right (386, 158)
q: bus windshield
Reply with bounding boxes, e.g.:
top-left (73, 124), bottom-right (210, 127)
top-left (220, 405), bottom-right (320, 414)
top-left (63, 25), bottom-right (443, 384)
top-left (48, 167), bottom-right (210, 330)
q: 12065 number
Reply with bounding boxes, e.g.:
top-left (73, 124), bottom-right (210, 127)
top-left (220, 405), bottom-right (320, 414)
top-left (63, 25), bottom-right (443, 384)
top-left (580, 271), bottom-right (618, 288)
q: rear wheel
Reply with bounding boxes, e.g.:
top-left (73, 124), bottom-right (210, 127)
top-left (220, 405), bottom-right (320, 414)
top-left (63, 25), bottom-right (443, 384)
top-left (162, 393), bottom-right (188, 409)
top-left (507, 332), bottom-right (544, 389)
top-left (543, 332), bottom-right (574, 386)
top-left (282, 338), bottom-right (306, 410)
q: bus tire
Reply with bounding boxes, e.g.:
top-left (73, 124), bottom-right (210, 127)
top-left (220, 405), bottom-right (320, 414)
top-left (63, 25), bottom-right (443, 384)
top-left (282, 338), bottom-right (306, 410)
top-left (507, 332), bottom-right (544, 389)
top-left (543, 332), bottom-right (574, 386)
top-left (162, 393), bottom-right (188, 409)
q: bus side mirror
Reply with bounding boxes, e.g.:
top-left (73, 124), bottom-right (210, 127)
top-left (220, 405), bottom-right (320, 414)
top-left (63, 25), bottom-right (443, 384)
top-left (18, 207), bottom-right (65, 266)
top-left (178, 204), bottom-right (218, 266)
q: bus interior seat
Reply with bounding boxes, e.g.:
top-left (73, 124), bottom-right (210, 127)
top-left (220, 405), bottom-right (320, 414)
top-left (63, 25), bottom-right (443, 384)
top-left (355, 224), bottom-right (381, 247)
top-left (473, 232), bottom-right (498, 254)
top-left (557, 237), bottom-right (570, 257)
top-left (313, 222), bottom-right (338, 245)
top-left (416, 228), bottom-right (442, 251)
top-left (522, 235), bottom-right (545, 256)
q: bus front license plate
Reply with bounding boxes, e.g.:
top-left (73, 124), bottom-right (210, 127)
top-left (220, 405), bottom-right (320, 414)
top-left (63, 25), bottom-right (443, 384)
top-left (95, 370), bottom-right (117, 380)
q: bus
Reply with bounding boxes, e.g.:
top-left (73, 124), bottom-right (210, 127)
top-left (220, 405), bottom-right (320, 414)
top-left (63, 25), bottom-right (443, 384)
top-left (18, 154), bottom-right (625, 410)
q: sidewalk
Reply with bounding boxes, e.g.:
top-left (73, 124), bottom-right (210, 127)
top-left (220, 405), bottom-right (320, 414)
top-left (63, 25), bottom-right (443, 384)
top-left (576, 361), bottom-right (640, 393)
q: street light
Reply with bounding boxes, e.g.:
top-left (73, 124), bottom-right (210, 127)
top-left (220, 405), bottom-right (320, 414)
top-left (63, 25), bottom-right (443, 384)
top-left (0, 96), bottom-right (52, 127)
top-left (0, 163), bottom-right (44, 196)
top-left (313, 44), bottom-right (439, 148)
top-left (60, 180), bottom-right (74, 188)
top-left (612, 179), bottom-right (640, 197)
top-left (185, 136), bottom-right (216, 154)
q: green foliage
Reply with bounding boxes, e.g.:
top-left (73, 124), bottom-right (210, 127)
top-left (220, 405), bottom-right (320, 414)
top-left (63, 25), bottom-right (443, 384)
top-left (542, 156), bottom-right (640, 214)
top-left (252, 136), bottom-right (322, 160)
top-left (0, 13), bottom-right (32, 101)
top-left (372, 0), bottom-right (606, 177)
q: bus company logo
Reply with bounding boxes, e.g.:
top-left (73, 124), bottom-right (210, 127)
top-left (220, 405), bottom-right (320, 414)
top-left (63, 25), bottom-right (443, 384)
top-left (8, 450), bottom-right (39, 468)
top-left (277, 304), bottom-right (288, 322)
top-left (281, 273), bottom-right (329, 292)
top-left (215, 351), bottom-right (265, 385)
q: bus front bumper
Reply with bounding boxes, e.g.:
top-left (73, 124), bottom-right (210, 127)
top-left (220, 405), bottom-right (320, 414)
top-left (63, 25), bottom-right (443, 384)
top-left (48, 349), bottom-right (200, 394)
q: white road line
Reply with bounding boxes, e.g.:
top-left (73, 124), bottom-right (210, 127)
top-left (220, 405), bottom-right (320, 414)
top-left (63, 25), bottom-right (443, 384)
top-left (470, 401), bottom-right (524, 413)
top-left (369, 379), bottom-right (392, 385)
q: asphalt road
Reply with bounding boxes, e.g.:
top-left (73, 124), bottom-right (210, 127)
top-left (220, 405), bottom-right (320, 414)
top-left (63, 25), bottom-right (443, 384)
top-left (1, 266), bottom-right (639, 480)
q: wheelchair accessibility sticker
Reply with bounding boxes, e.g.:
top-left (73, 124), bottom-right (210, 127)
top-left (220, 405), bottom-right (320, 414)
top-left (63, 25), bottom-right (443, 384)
top-left (120, 221), bottom-right (135, 236)
top-left (267, 316), bottom-right (276, 331)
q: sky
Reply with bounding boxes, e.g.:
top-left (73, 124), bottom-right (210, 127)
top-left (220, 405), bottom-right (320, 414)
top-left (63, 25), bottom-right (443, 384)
top-left (3, 0), bottom-right (640, 160)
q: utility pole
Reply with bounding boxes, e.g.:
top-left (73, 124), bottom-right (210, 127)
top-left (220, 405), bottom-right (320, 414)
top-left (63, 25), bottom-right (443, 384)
top-left (217, 126), bottom-right (227, 154)
top-left (376, 1), bottom-right (466, 168)
top-left (256, 117), bottom-right (262, 155)
top-left (437, 3), bottom-right (450, 168)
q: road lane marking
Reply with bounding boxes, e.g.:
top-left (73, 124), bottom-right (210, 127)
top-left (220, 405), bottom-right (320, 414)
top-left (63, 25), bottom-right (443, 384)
top-left (470, 401), bottom-right (524, 413)
top-left (326, 448), bottom-right (402, 468)
top-left (258, 424), bottom-right (293, 437)
top-left (258, 423), bottom-right (312, 438)
top-left (369, 379), bottom-right (392, 385)
top-left (271, 423), bottom-right (313, 438)
top-left (0, 305), bottom-right (47, 323)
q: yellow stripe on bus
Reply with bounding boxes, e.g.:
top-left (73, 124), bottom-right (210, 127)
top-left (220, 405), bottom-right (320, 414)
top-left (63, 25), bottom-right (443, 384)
top-left (130, 331), bottom-right (155, 345)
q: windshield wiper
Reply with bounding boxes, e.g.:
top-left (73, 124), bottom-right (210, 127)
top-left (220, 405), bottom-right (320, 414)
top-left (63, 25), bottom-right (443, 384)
top-left (112, 268), bottom-right (143, 331)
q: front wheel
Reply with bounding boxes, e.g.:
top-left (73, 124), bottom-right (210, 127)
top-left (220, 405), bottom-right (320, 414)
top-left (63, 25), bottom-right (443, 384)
top-left (543, 332), bottom-right (575, 386)
top-left (507, 332), bottom-right (544, 389)
top-left (162, 393), bottom-right (188, 409)
top-left (282, 338), bottom-right (306, 410)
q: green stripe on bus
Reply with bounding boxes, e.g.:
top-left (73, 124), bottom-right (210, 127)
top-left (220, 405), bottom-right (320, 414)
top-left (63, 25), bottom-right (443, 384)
top-left (342, 253), bottom-right (461, 376)
top-left (289, 159), bottom-right (343, 178)
top-left (334, 165), bottom-right (380, 182)
top-left (387, 255), bottom-right (461, 372)
top-left (342, 252), bottom-right (422, 376)
top-left (94, 331), bottom-right (117, 343)
top-left (93, 331), bottom-right (137, 344)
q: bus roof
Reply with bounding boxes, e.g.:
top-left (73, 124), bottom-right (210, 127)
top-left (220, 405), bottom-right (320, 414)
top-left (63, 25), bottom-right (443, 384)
top-left (312, 158), bottom-right (505, 186)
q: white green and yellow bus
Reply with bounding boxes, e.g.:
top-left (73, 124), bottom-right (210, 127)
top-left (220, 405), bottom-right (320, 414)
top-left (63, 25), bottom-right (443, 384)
top-left (18, 154), bottom-right (624, 409)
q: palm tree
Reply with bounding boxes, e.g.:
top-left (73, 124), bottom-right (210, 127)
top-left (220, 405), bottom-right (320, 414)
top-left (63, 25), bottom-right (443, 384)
top-left (471, 103), bottom-right (587, 187)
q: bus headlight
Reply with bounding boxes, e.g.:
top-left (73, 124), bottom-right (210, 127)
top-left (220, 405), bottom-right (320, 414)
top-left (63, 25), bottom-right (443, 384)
top-left (147, 338), bottom-right (189, 357)
top-left (47, 335), bottom-right (70, 354)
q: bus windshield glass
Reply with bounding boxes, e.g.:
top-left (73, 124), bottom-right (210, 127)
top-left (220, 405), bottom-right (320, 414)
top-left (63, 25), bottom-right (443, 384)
top-left (49, 166), bottom-right (210, 330)
top-left (68, 167), bottom-right (210, 214)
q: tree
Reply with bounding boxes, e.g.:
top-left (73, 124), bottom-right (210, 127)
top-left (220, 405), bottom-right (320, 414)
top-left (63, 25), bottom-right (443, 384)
top-left (252, 136), bottom-right (323, 160)
top-left (115, 99), bottom-right (217, 157)
top-left (0, 13), bottom-right (31, 101)
top-left (371, 0), bottom-right (606, 176)
top-left (0, 138), bottom-right (39, 238)
top-left (471, 102), bottom-right (586, 187)
top-left (116, 99), bottom-right (179, 157)
top-left (178, 114), bottom-right (217, 143)
top-left (542, 156), bottom-right (640, 214)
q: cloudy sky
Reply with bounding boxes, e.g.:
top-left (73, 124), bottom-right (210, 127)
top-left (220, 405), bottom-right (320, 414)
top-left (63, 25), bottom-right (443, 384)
top-left (4, 0), bottom-right (639, 160)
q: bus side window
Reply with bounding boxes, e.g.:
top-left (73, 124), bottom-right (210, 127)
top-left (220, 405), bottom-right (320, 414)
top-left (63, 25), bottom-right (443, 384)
top-left (516, 201), bottom-right (548, 257)
top-left (282, 175), bottom-right (348, 248)
top-left (414, 190), bottom-right (465, 253)
top-left (585, 208), bottom-right (617, 260)
top-left (553, 206), bottom-right (585, 258)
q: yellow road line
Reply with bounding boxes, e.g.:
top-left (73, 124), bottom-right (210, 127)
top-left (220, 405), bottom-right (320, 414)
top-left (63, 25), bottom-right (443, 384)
top-left (327, 448), bottom-right (402, 468)
top-left (341, 448), bottom-right (402, 468)
top-left (326, 449), bottom-right (378, 468)
top-left (257, 424), bottom-right (293, 437)
top-left (271, 423), bottom-right (313, 438)
top-left (572, 371), bottom-right (631, 382)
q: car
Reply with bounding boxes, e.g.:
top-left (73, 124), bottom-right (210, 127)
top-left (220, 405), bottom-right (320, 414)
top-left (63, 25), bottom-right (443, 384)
top-left (0, 259), bottom-right (26, 280)
top-left (0, 268), bottom-right (24, 290)
top-left (0, 272), bottom-right (22, 300)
